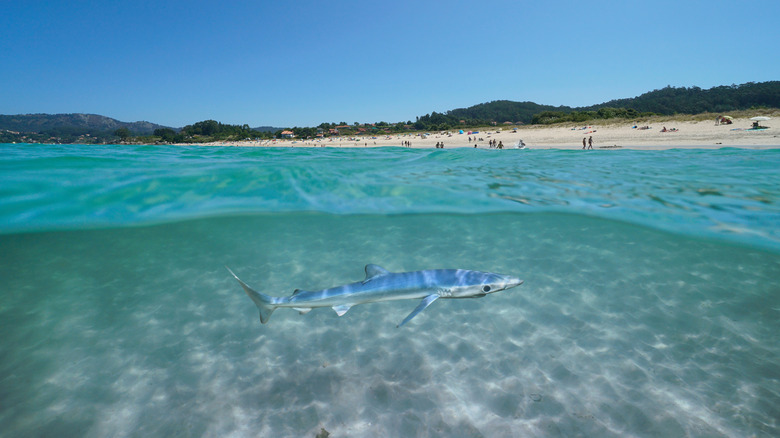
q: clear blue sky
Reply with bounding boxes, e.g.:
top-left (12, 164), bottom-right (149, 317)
top-left (2, 0), bottom-right (778, 128)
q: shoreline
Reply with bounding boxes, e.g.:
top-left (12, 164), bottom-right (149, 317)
top-left (185, 115), bottom-right (778, 150)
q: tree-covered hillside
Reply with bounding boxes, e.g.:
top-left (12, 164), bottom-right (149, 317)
top-left (586, 82), bottom-right (780, 114)
top-left (429, 81), bottom-right (780, 126)
top-left (447, 101), bottom-right (567, 124)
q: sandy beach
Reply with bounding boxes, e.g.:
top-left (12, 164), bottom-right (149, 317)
top-left (199, 114), bottom-right (779, 150)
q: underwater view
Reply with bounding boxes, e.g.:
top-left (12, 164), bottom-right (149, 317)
top-left (1, 144), bottom-right (779, 437)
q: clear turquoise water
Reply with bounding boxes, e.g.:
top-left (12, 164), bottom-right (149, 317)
top-left (1, 143), bottom-right (779, 437)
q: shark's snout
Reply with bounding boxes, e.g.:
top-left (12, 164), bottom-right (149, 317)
top-left (502, 277), bottom-right (524, 290)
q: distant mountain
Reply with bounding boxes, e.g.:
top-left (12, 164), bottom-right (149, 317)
top-left (0, 113), bottom-right (173, 135)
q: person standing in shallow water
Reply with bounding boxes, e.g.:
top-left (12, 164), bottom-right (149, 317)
top-left (588, 136), bottom-right (593, 149)
top-left (582, 137), bottom-right (587, 149)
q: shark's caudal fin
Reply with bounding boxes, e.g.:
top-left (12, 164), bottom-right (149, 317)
top-left (226, 267), bottom-right (276, 324)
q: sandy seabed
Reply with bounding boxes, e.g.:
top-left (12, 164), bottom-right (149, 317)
top-left (3, 213), bottom-right (778, 437)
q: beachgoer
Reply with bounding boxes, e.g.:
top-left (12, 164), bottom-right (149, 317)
top-left (583, 137), bottom-right (587, 149)
top-left (498, 141), bottom-right (503, 149)
top-left (588, 136), bottom-right (593, 149)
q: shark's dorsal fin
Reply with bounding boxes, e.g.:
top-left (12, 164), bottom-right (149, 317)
top-left (363, 264), bottom-right (390, 284)
top-left (332, 304), bottom-right (352, 316)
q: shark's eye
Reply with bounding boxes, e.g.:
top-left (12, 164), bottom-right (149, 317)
top-left (482, 286), bottom-right (491, 292)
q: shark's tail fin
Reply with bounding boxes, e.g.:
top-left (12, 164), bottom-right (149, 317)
top-left (226, 267), bottom-right (276, 324)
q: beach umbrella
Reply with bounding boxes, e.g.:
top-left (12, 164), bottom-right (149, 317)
top-left (721, 115), bottom-right (732, 120)
top-left (750, 116), bottom-right (771, 121)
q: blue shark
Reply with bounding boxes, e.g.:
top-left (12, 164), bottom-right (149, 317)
top-left (226, 264), bottom-right (523, 327)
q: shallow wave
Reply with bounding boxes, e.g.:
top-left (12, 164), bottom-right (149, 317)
top-left (1, 144), bottom-right (779, 251)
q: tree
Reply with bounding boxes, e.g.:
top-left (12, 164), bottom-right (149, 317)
top-left (114, 127), bottom-right (130, 141)
top-left (154, 128), bottom-right (179, 142)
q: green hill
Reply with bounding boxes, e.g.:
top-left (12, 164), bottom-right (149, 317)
top-left (430, 81), bottom-right (780, 126)
top-left (446, 101), bottom-right (569, 124)
top-left (585, 82), bottom-right (780, 114)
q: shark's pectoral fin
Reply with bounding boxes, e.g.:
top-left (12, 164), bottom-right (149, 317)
top-left (332, 304), bottom-right (352, 317)
top-left (293, 307), bottom-right (313, 315)
top-left (397, 294), bottom-right (439, 328)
